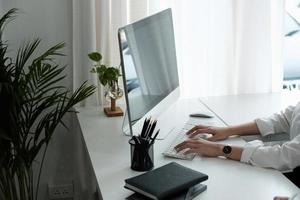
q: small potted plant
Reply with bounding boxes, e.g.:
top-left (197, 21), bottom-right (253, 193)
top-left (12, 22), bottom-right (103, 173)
top-left (88, 52), bottom-right (124, 117)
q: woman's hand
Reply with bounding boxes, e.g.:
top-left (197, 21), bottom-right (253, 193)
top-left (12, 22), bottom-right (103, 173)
top-left (174, 138), bottom-right (223, 157)
top-left (187, 125), bottom-right (232, 141)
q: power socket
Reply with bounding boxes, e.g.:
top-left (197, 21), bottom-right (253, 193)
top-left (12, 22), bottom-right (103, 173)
top-left (48, 183), bottom-right (74, 199)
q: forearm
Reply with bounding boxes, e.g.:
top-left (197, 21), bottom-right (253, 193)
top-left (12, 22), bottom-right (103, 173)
top-left (226, 122), bottom-right (261, 137)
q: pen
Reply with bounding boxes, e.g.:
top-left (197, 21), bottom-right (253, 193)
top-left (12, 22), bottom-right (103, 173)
top-left (141, 118), bottom-right (149, 138)
top-left (132, 136), bottom-right (140, 144)
top-left (150, 129), bottom-right (160, 145)
top-left (147, 120), bottom-right (157, 139)
top-left (144, 118), bottom-right (153, 139)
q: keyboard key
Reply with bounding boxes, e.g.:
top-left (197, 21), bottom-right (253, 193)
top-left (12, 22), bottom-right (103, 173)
top-left (163, 129), bottom-right (196, 160)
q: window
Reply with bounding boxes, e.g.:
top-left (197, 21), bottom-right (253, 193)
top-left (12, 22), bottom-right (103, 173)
top-left (283, 0), bottom-right (300, 90)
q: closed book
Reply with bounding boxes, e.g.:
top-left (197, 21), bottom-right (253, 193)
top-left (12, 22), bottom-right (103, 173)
top-left (126, 183), bottom-right (207, 200)
top-left (124, 162), bottom-right (208, 200)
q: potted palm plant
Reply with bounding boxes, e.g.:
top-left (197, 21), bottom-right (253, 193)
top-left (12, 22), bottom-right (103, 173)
top-left (88, 52), bottom-right (124, 117)
top-left (0, 8), bottom-right (95, 200)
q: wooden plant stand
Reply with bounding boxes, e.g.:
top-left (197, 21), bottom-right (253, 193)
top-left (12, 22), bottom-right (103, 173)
top-left (103, 98), bottom-right (124, 117)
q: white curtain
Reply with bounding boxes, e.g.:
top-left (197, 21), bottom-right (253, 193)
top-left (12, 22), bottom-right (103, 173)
top-left (72, 0), bottom-right (149, 106)
top-left (73, 0), bottom-right (98, 106)
top-left (73, 0), bottom-right (284, 105)
top-left (170, 0), bottom-right (284, 97)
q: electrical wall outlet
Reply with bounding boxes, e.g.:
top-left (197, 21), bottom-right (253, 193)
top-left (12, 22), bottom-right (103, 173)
top-left (48, 183), bottom-right (74, 199)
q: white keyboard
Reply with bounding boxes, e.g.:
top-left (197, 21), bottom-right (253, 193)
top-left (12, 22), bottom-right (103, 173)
top-left (162, 120), bottom-right (212, 160)
top-left (163, 129), bottom-right (196, 160)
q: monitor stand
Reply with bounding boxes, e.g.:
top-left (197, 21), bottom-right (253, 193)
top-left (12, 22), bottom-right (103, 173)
top-left (122, 88), bottom-right (180, 139)
top-left (122, 110), bottom-right (132, 137)
top-left (122, 110), bottom-right (175, 140)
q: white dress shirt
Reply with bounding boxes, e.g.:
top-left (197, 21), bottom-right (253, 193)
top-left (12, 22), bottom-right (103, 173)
top-left (240, 102), bottom-right (300, 171)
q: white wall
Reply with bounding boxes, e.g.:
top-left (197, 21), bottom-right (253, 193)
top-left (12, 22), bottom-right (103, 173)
top-left (0, 0), bottom-right (73, 89)
top-left (0, 1), bottom-right (101, 199)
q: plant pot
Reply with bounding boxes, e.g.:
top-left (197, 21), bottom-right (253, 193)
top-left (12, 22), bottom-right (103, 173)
top-left (103, 84), bottom-right (124, 117)
top-left (103, 97), bottom-right (124, 117)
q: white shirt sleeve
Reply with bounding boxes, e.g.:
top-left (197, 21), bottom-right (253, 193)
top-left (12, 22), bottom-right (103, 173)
top-left (241, 105), bottom-right (300, 171)
top-left (241, 135), bottom-right (300, 171)
top-left (254, 105), bottom-right (295, 137)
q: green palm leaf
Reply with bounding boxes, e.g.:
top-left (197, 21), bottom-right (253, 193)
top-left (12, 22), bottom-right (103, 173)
top-left (0, 8), bottom-right (18, 40)
top-left (0, 8), bottom-right (96, 200)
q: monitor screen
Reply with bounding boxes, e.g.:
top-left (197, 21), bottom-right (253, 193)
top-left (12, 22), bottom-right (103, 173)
top-left (118, 8), bottom-right (179, 136)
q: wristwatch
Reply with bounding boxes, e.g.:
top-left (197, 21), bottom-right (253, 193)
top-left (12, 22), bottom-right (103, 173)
top-left (222, 145), bottom-right (232, 156)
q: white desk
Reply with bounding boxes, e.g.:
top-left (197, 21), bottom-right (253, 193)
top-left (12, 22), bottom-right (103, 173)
top-left (77, 96), bottom-right (299, 200)
top-left (199, 92), bottom-right (300, 126)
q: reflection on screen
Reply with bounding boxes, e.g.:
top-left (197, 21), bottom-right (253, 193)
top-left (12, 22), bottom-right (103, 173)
top-left (119, 9), bottom-right (179, 129)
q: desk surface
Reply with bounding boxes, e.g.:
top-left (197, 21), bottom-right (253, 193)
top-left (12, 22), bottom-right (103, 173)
top-left (77, 96), bottom-right (299, 200)
top-left (199, 92), bottom-right (300, 126)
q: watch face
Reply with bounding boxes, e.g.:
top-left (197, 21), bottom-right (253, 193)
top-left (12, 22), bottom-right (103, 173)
top-left (223, 145), bottom-right (232, 155)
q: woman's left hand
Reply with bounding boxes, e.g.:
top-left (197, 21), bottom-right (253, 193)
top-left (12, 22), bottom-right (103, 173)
top-left (174, 138), bottom-right (224, 157)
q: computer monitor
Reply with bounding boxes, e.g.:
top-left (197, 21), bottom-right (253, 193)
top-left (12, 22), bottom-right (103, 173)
top-left (118, 8), bottom-right (180, 139)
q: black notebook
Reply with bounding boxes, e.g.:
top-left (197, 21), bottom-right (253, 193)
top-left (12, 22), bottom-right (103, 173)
top-left (126, 183), bottom-right (207, 200)
top-left (124, 162), bottom-right (208, 200)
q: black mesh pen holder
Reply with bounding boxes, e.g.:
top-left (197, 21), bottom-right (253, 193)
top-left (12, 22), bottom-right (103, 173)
top-left (129, 138), bottom-right (154, 171)
top-left (129, 117), bottom-right (160, 171)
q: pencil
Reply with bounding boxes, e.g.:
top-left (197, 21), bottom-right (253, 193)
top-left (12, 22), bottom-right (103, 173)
top-left (141, 117), bottom-right (149, 137)
top-left (144, 118), bottom-right (153, 139)
top-left (150, 129), bottom-right (160, 145)
top-left (147, 120), bottom-right (157, 139)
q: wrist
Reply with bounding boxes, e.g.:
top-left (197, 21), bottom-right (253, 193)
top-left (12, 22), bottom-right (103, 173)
top-left (217, 144), bottom-right (225, 156)
top-left (217, 144), bottom-right (234, 157)
top-left (224, 127), bottom-right (234, 137)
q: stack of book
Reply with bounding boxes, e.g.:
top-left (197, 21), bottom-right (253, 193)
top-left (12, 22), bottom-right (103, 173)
top-left (124, 162), bottom-right (208, 200)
